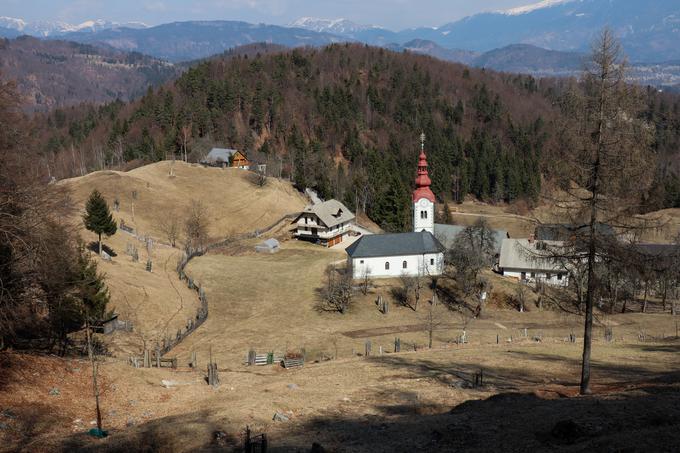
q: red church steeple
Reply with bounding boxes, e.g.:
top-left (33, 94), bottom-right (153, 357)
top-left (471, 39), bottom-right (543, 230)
top-left (412, 133), bottom-right (436, 203)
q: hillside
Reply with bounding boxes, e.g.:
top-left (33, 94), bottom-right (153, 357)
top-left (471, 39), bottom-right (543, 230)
top-left (393, 0), bottom-right (680, 63)
top-left (37, 44), bottom-right (559, 231)
top-left (60, 160), bottom-right (307, 240)
top-left (55, 161), bottom-right (306, 353)
top-left (0, 36), bottom-right (180, 111)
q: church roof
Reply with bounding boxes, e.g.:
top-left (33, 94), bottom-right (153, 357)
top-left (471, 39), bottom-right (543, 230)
top-left (346, 231), bottom-right (444, 259)
top-left (413, 150), bottom-right (435, 203)
top-left (296, 199), bottom-right (355, 228)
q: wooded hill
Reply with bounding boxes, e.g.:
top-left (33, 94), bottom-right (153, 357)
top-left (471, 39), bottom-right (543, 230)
top-left (31, 43), bottom-right (680, 231)
top-left (0, 36), bottom-right (180, 111)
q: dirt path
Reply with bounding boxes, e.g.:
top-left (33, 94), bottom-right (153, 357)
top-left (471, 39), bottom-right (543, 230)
top-left (342, 323), bottom-right (459, 338)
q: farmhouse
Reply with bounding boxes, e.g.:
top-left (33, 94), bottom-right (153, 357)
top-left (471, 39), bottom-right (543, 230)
top-left (293, 199), bottom-right (355, 247)
top-left (203, 148), bottom-right (250, 169)
top-left (498, 238), bottom-right (569, 286)
top-left (346, 136), bottom-right (445, 279)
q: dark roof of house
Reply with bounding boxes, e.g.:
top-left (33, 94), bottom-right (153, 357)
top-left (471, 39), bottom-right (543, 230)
top-left (433, 223), bottom-right (508, 253)
top-left (634, 243), bottom-right (680, 258)
top-left (535, 223), bottom-right (614, 241)
top-left (345, 231), bottom-right (445, 258)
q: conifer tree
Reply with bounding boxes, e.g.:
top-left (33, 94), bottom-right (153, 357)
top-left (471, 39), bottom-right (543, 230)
top-left (83, 190), bottom-right (117, 256)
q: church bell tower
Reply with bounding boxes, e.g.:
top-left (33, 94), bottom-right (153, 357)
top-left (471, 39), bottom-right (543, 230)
top-left (413, 133), bottom-right (435, 234)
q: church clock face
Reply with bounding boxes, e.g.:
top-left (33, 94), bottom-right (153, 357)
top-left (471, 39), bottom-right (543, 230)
top-left (419, 199), bottom-right (429, 207)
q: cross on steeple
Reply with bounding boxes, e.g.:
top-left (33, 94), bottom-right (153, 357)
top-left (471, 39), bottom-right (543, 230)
top-left (420, 132), bottom-right (426, 151)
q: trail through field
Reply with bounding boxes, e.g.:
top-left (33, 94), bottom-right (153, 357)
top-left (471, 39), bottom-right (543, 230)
top-left (342, 323), bottom-right (459, 338)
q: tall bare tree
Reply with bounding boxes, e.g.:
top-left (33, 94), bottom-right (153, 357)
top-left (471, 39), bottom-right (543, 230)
top-left (183, 200), bottom-right (210, 255)
top-left (549, 28), bottom-right (656, 394)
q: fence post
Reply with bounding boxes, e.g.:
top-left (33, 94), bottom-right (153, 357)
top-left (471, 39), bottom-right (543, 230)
top-left (248, 349), bottom-right (256, 366)
top-left (261, 433), bottom-right (268, 453)
top-left (143, 349), bottom-right (150, 368)
top-left (365, 340), bottom-right (371, 357)
top-left (155, 344), bottom-right (161, 368)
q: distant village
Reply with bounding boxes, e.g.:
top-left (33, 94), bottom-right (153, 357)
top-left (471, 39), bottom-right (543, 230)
top-left (203, 139), bottom-right (679, 295)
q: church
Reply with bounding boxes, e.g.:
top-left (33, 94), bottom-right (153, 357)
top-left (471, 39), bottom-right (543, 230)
top-left (346, 136), bottom-right (446, 279)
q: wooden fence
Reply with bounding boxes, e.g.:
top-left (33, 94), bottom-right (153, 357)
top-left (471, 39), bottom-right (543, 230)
top-left (160, 211), bottom-right (301, 359)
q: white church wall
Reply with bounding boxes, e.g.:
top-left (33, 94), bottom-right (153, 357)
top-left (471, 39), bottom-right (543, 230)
top-left (351, 253), bottom-right (443, 279)
top-left (413, 198), bottom-right (434, 234)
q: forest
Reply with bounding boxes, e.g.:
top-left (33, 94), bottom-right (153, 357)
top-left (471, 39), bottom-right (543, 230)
top-left (30, 43), bottom-right (680, 231)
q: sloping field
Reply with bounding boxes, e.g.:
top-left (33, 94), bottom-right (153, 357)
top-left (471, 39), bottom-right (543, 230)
top-left (59, 161), bottom-right (307, 241)
top-left (56, 161), bottom-right (308, 354)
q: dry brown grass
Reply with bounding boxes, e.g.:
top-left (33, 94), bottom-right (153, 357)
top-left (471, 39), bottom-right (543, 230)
top-left (6, 163), bottom-right (679, 451)
top-left (59, 160), bottom-right (307, 241)
top-left (55, 161), bottom-right (308, 355)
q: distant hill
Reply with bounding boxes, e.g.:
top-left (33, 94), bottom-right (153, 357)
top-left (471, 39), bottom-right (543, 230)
top-left (407, 0), bottom-right (680, 63)
top-left (400, 39), bottom-right (479, 65)
top-left (290, 1), bottom-right (680, 63)
top-left (63, 21), bottom-right (348, 63)
top-left (0, 16), bottom-right (148, 38)
top-left (393, 40), bottom-right (680, 89)
top-left (0, 36), bottom-right (180, 111)
top-left (33, 44), bottom-right (680, 230)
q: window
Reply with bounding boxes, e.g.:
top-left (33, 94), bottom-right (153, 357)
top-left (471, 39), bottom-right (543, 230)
top-left (420, 210), bottom-right (428, 219)
top-left (402, 261), bottom-right (407, 269)
top-left (557, 274), bottom-right (563, 281)
top-left (385, 262), bottom-right (390, 270)
top-left (546, 273), bottom-right (552, 280)
top-left (430, 258), bottom-right (435, 266)
top-left (305, 217), bottom-right (308, 224)
top-left (531, 272), bottom-right (536, 278)
top-left (360, 260), bottom-right (364, 264)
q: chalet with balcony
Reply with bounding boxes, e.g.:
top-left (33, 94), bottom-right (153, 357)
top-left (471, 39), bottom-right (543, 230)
top-left (202, 148), bottom-right (250, 169)
top-left (293, 200), bottom-right (355, 247)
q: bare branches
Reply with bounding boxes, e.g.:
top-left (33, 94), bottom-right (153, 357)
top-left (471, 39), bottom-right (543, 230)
top-left (317, 265), bottom-right (354, 314)
top-left (183, 200), bottom-right (210, 255)
top-left (159, 214), bottom-right (180, 248)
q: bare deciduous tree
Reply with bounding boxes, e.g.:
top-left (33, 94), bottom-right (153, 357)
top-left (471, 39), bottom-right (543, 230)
top-left (548, 28), bottom-right (657, 394)
top-left (359, 267), bottom-right (372, 295)
top-left (159, 215), bottom-right (180, 247)
top-left (184, 200), bottom-right (210, 255)
top-left (318, 265), bottom-right (354, 314)
top-left (447, 218), bottom-right (497, 295)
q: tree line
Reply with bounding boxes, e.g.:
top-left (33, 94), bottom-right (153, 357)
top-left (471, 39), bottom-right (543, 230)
top-left (32, 44), bottom-right (557, 231)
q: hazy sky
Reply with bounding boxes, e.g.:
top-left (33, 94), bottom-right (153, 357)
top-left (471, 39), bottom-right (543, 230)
top-left (1, 0), bottom-right (538, 29)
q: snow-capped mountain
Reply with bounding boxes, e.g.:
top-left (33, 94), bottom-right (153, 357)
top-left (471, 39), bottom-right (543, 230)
top-left (500, 0), bottom-right (576, 16)
top-left (288, 17), bottom-right (375, 35)
top-left (0, 17), bottom-right (148, 37)
top-left (422, 0), bottom-right (680, 62)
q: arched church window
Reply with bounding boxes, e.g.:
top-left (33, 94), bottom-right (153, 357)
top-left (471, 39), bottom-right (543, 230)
top-left (402, 261), bottom-right (407, 269)
top-left (385, 262), bottom-right (390, 270)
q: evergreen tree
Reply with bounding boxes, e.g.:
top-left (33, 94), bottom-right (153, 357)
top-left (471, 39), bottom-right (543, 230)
top-left (77, 246), bottom-right (111, 321)
top-left (83, 190), bottom-right (117, 256)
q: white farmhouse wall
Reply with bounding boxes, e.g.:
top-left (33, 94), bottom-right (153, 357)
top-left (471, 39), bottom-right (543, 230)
top-left (350, 252), bottom-right (444, 279)
top-left (413, 198), bottom-right (435, 234)
top-left (502, 268), bottom-right (569, 287)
